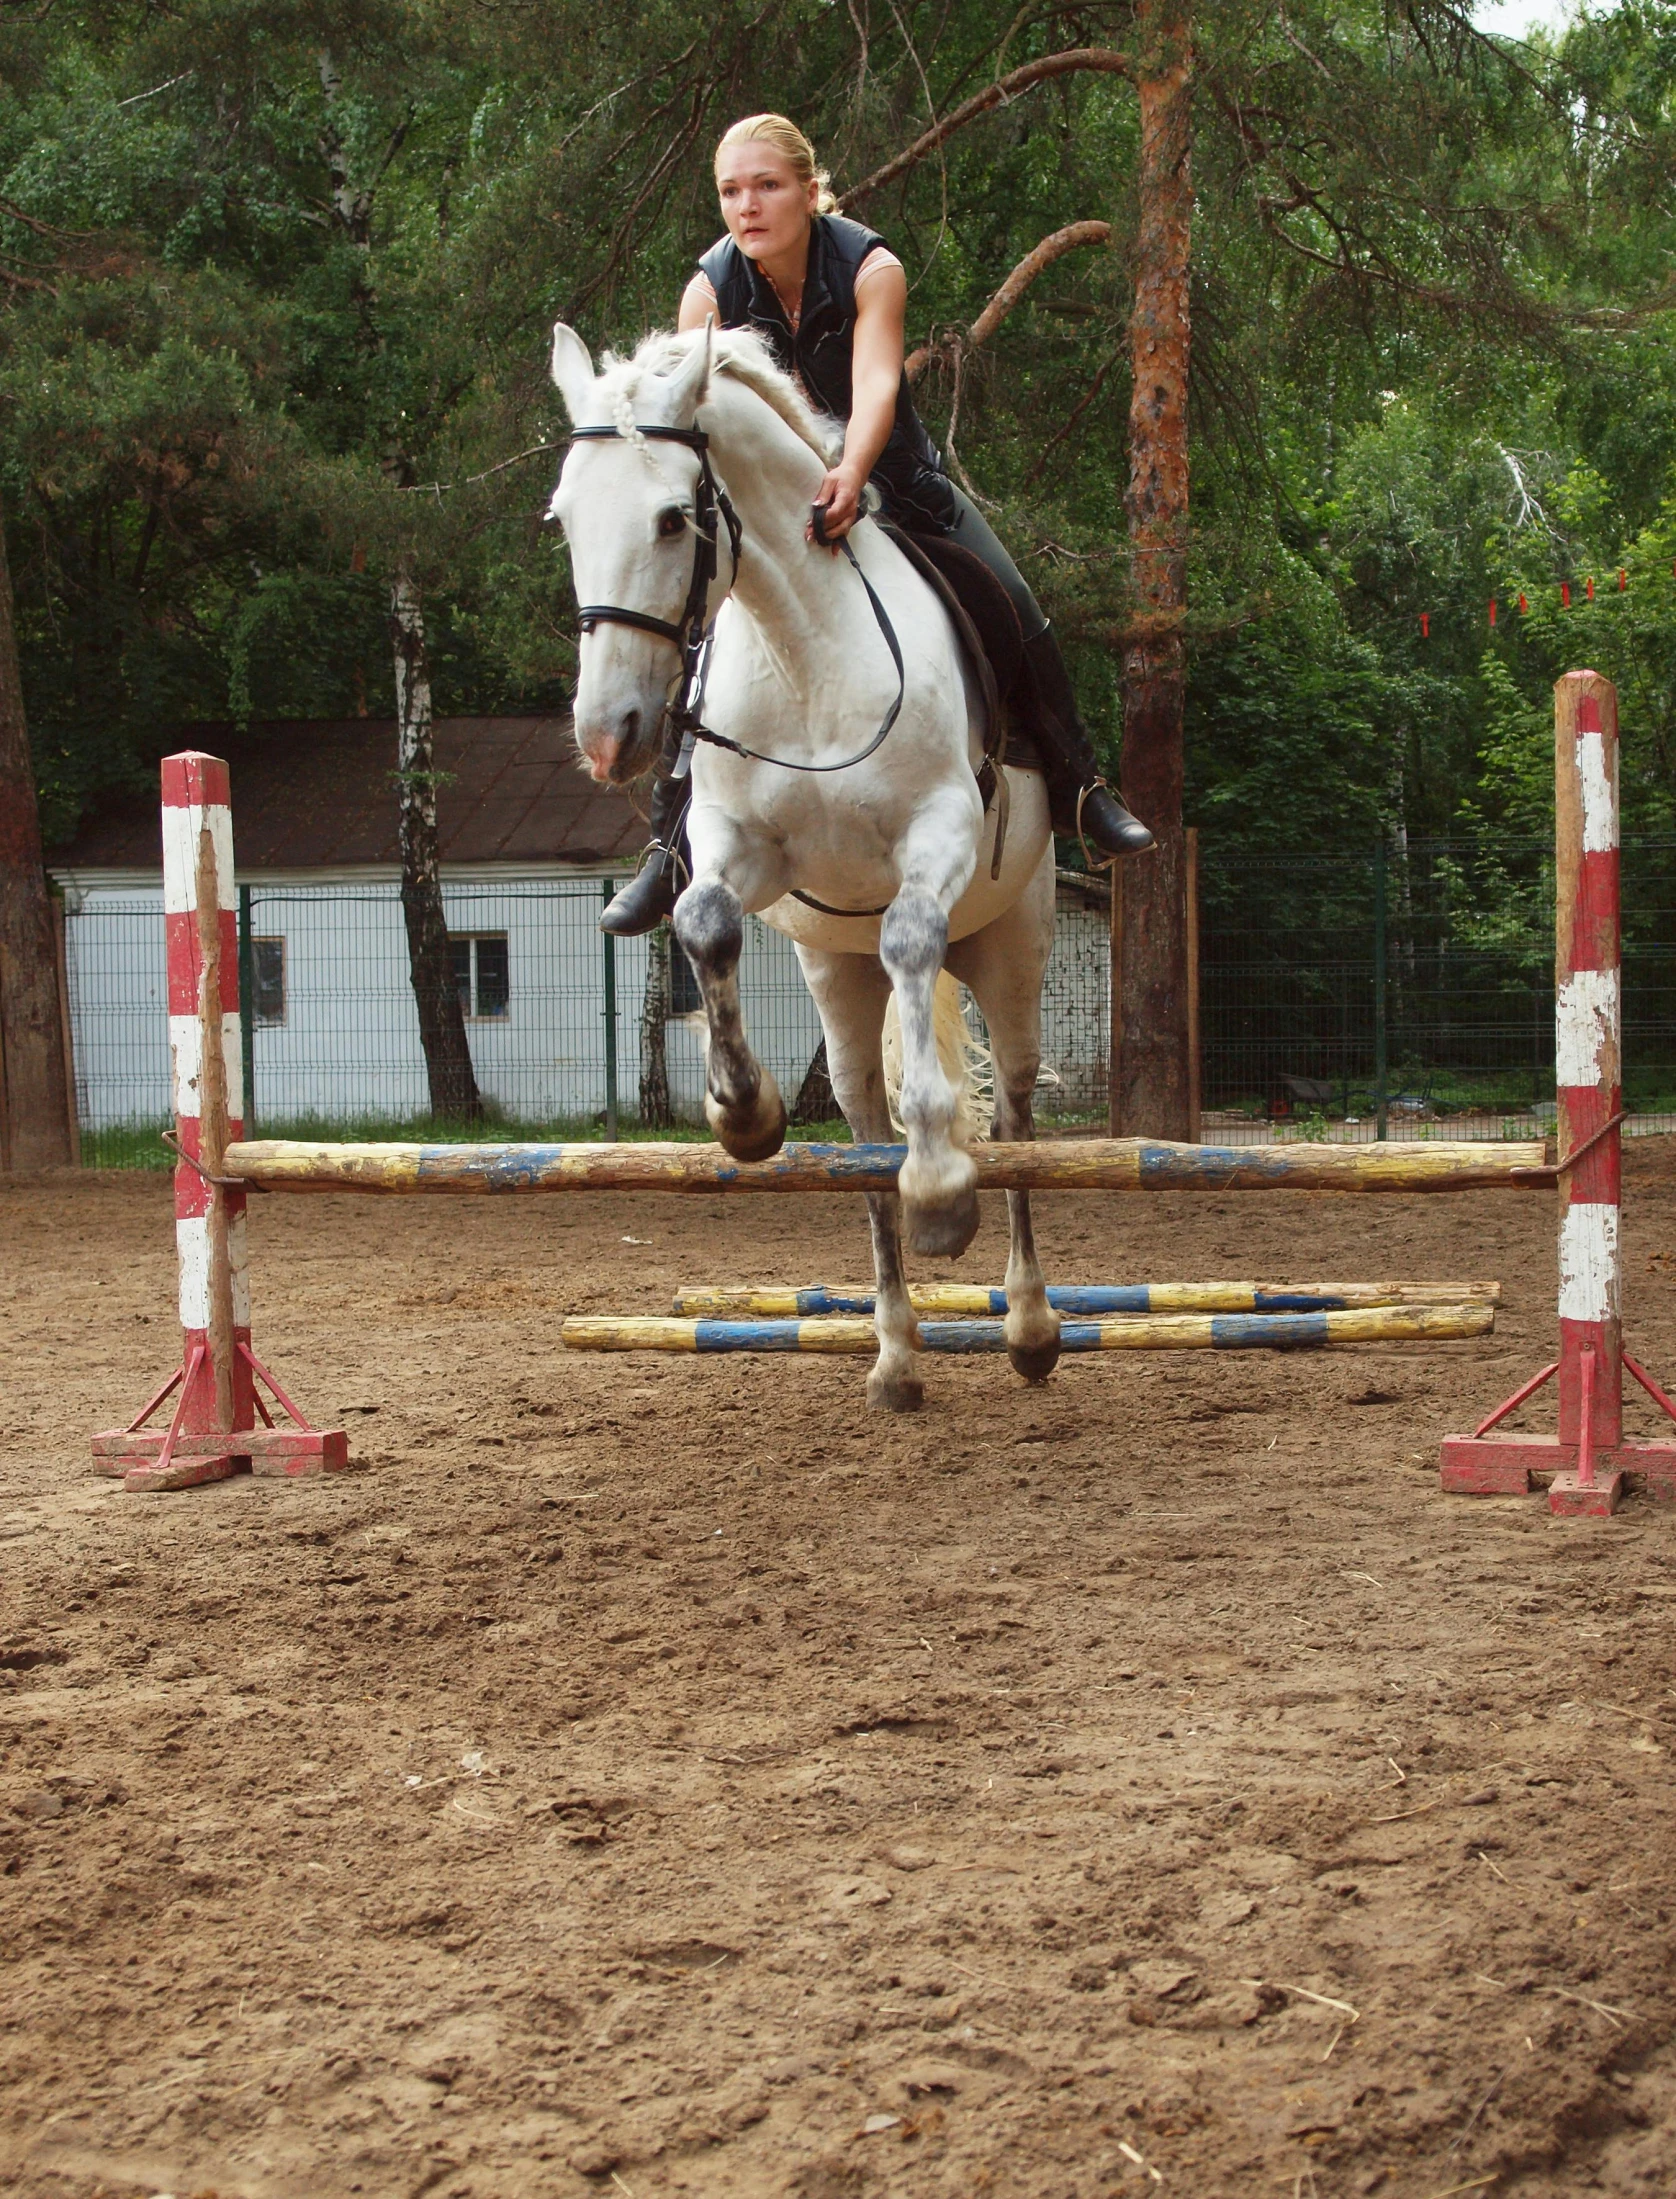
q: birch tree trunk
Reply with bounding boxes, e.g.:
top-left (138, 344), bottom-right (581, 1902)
top-left (390, 573), bottom-right (480, 1120)
top-left (0, 488), bottom-right (73, 1170)
top-left (639, 921), bottom-right (672, 1128)
top-left (1113, 0), bottom-right (1193, 1138)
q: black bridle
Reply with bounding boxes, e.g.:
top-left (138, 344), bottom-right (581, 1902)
top-left (566, 420), bottom-right (904, 782)
top-left (571, 425), bottom-right (741, 769)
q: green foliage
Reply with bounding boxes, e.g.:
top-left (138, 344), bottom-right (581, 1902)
top-left (1186, 555), bottom-right (1386, 858)
top-left (2, 0), bottom-right (1673, 868)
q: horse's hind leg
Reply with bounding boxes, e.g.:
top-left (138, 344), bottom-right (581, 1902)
top-left (796, 945), bottom-right (924, 1412)
top-left (880, 884), bottom-right (980, 1260)
top-left (947, 851), bottom-right (1062, 1383)
top-left (675, 876), bottom-right (787, 1163)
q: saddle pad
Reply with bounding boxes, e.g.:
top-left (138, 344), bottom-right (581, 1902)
top-left (885, 524), bottom-right (1042, 774)
top-left (897, 529), bottom-right (1025, 694)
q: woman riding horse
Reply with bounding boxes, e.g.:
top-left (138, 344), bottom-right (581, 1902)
top-left (600, 111), bottom-right (1153, 938)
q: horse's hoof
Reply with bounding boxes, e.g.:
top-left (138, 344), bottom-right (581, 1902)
top-left (904, 1185), bottom-right (980, 1261)
top-left (1007, 1337), bottom-right (1063, 1384)
top-left (705, 1072), bottom-right (786, 1163)
top-left (867, 1366), bottom-right (925, 1413)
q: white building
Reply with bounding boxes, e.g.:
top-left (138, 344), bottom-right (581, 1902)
top-left (48, 715), bottom-right (1110, 1136)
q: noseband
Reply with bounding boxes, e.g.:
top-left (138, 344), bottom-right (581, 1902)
top-left (567, 419), bottom-right (904, 781)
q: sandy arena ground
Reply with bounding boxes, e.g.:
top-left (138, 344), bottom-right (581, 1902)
top-left (5, 1146), bottom-right (1676, 2199)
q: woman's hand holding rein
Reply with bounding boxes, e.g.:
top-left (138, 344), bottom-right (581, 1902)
top-left (808, 463), bottom-right (866, 547)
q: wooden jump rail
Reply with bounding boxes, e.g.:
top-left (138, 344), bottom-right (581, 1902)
top-left (673, 1280), bottom-right (1505, 1317)
top-left (91, 682), bottom-right (1676, 1508)
top-left (564, 1303), bottom-right (1496, 1358)
top-left (221, 1134), bottom-right (1545, 1195)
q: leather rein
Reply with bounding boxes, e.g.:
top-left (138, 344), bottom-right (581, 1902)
top-left (568, 421), bottom-right (905, 786)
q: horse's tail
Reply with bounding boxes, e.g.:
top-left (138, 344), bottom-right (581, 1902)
top-left (881, 972), bottom-right (995, 1145)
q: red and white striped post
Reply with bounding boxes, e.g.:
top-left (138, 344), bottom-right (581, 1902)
top-left (1441, 673), bottom-right (1676, 1515)
top-left (92, 753), bottom-right (347, 1493)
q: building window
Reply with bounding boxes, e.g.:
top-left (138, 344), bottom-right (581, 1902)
top-left (450, 932), bottom-right (510, 1019)
top-left (251, 938), bottom-right (286, 1026)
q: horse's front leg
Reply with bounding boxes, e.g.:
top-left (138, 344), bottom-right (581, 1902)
top-left (881, 859), bottom-right (980, 1261)
top-left (675, 827), bottom-right (788, 1164)
top-left (797, 946), bottom-right (922, 1412)
top-left (948, 852), bottom-right (1062, 1381)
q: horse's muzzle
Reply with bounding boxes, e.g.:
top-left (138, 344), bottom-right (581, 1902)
top-left (573, 705), bottom-right (656, 785)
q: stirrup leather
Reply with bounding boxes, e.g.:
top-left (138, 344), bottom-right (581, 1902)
top-left (631, 834), bottom-right (690, 896)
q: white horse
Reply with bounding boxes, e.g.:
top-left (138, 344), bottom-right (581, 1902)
top-left (547, 320), bottom-right (1062, 1410)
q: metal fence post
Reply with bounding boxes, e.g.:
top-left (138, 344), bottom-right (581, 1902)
top-left (1185, 826), bottom-right (1201, 1141)
top-left (601, 878), bottom-right (619, 1142)
top-left (1373, 838), bottom-right (1388, 1142)
top-left (238, 882), bottom-right (256, 1139)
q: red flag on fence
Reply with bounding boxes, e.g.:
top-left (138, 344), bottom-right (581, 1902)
top-left (1562, 582), bottom-right (1572, 608)
top-left (1619, 570), bottom-right (1628, 591)
top-left (1489, 599), bottom-right (1497, 627)
top-left (1419, 611), bottom-right (1430, 638)
top-left (1587, 576), bottom-right (1596, 601)
top-left (1519, 593), bottom-right (1529, 614)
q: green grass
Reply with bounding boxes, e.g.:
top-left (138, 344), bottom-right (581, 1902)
top-left (81, 1122), bottom-right (177, 1170)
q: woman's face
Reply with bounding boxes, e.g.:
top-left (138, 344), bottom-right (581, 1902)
top-left (714, 139), bottom-right (817, 264)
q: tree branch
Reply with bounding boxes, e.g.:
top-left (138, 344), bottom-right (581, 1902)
top-left (398, 441), bottom-right (564, 497)
top-left (905, 219), bottom-right (1111, 381)
top-left (837, 46), bottom-right (1131, 210)
top-left (0, 198), bottom-right (89, 242)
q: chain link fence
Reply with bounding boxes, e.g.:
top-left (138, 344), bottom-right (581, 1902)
top-left (1199, 838), bottom-right (1676, 1143)
top-left (60, 840), bottom-right (1676, 1165)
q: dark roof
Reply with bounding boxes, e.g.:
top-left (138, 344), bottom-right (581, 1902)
top-left (47, 715), bottom-right (645, 872)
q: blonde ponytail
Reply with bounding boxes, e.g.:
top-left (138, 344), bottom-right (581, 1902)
top-left (715, 113), bottom-right (838, 213)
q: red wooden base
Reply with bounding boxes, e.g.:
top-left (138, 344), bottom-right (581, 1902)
top-left (94, 1335), bottom-right (350, 1494)
top-left (93, 1425), bottom-right (351, 1491)
top-left (1439, 1433), bottom-right (1676, 1511)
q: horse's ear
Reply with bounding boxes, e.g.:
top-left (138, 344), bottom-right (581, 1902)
top-left (657, 316), bottom-right (713, 417)
top-left (549, 323), bottom-right (595, 422)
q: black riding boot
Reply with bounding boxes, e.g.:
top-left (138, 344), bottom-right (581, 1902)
top-left (1022, 625), bottom-right (1154, 858)
top-left (599, 771), bottom-right (692, 937)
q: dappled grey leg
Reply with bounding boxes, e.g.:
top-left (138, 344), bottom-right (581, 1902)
top-left (947, 857), bottom-right (1061, 1382)
top-left (796, 944), bottom-right (924, 1412)
top-left (863, 1189), bottom-right (923, 1413)
top-left (879, 884), bottom-right (979, 1260)
top-left (675, 877), bottom-right (785, 1163)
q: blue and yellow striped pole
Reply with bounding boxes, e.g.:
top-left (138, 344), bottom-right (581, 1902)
top-left (563, 1302), bottom-right (1495, 1356)
top-left (672, 1280), bottom-right (1501, 1318)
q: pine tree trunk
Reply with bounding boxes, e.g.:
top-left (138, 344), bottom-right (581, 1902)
top-left (639, 921), bottom-right (672, 1128)
top-left (1113, 0), bottom-right (1193, 1139)
top-left (390, 574), bottom-right (480, 1121)
top-left (0, 487), bottom-right (73, 1170)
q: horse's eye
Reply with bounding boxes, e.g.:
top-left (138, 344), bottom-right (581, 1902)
top-left (657, 507), bottom-right (687, 540)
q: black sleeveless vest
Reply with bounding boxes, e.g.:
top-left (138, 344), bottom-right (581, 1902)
top-left (697, 212), bottom-right (958, 530)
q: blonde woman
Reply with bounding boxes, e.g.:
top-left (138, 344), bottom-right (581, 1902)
top-left (602, 112), bottom-right (1152, 936)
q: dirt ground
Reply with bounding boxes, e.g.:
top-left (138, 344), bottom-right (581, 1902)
top-left (6, 1146), bottom-right (1676, 2199)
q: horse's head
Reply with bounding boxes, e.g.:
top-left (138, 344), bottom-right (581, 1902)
top-left (548, 321), bottom-right (715, 785)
